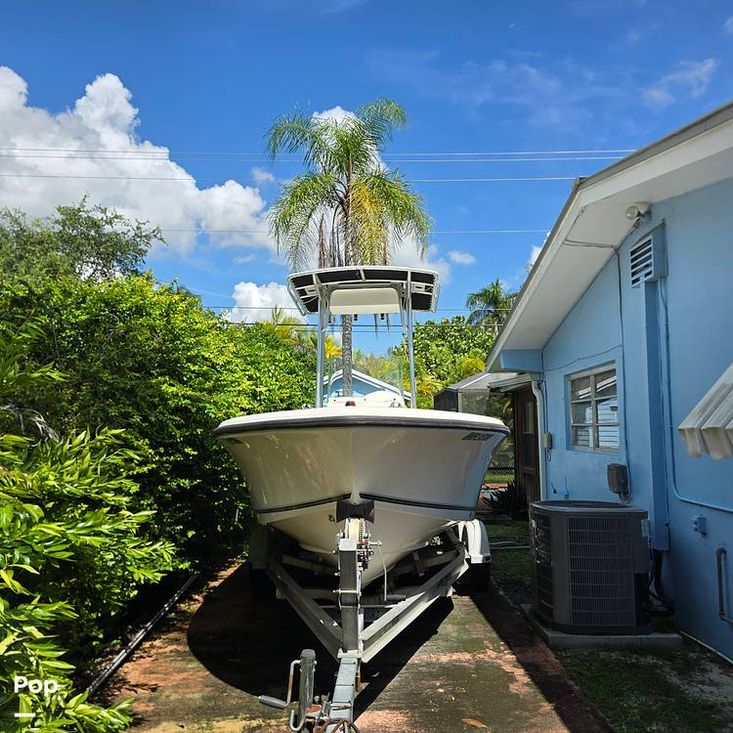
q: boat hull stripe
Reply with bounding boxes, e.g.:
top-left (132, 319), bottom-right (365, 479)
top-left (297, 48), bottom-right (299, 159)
top-left (254, 492), bottom-right (477, 516)
top-left (359, 493), bottom-right (477, 513)
top-left (255, 493), bottom-right (351, 515)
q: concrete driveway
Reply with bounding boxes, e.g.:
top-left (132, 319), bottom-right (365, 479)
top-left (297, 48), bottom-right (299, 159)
top-left (108, 563), bottom-right (609, 733)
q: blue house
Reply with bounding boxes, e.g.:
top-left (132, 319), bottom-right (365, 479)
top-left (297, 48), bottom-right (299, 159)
top-left (486, 102), bottom-right (733, 661)
top-left (324, 368), bottom-right (410, 405)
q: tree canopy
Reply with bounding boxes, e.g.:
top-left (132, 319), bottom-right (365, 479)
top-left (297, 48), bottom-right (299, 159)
top-left (465, 278), bottom-right (516, 327)
top-left (0, 198), bottom-right (163, 284)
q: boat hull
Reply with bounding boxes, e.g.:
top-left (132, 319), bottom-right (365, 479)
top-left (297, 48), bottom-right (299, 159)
top-left (216, 408), bottom-right (508, 586)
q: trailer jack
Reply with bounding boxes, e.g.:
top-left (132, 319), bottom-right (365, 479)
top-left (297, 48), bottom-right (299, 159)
top-left (260, 649), bottom-right (360, 732)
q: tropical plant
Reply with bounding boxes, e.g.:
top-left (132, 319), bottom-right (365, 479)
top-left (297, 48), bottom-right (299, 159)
top-left (0, 322), bottom-right (174, 730)
top-left (483, 483), bottom-right (528, 519)
top-left (267, 98), bottom-right (430, 396)
top-left (353, 352), bottom-right (401, 384)
top-left (465, 279), bottom-right (516, 329)
top-left (0, 198), bottom-right (163, 285)
top-left (263, 305), bottom-right (306, 344)
top-left (390, 316), bottom-right (497, 408)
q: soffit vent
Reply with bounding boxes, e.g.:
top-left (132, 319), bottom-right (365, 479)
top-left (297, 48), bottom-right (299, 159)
top-left (629, 238), bottom-right (654, 287)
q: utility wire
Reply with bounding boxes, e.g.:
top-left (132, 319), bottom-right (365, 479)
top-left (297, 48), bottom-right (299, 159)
top-left (208, 304), bottom-right (512, 312)
top-left (0, 145), bottom-right (635, 156)
top-left (158, 227), bottom-right (548, 234)
top-left (0, 172), bottom-right (577, 183)
top-left (0, 153), bottom-right (623, 165)
top-left (221, 322), bottom-right (502, 330)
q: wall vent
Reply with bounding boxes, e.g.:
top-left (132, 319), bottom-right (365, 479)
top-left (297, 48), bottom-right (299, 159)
top-left (629, 225), bottom-right (666, 288)
top-left (630, 238), bottom-right (654, 286)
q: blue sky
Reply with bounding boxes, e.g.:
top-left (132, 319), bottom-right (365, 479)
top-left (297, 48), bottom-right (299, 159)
top-left (1, 1), bottom-right (731, 352)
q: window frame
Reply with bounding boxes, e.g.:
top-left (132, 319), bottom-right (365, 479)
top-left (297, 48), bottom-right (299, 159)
top-left (567, 363), bottom-right (620, 453)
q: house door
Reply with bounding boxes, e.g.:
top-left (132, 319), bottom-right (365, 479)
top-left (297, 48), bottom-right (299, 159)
top-left (514, 387), bottom-right (540, 504)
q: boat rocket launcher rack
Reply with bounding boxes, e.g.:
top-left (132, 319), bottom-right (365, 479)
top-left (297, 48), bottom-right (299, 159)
top-left (256, 515), bottom-right (491, 732)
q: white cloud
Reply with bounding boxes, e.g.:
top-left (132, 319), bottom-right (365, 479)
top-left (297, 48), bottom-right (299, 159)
top-left (725, 17), bottom-right (733, 35)
top-left (227, 281), bottom-right (303, 323)
top-left (233, 253), bottom-right (257, 265)
top-left (252, 167), bottom-right (275, 185)
top-left (643, 59), bottom-right (718, 110)
top-left (527, 245), bottom-right (543, 270)
top-left (447, 250), bottom-right (476, 265)
top-left (313, 105), bottom-right (355, 124)
top-left (0, 66), bottom-right (272, 255)
top-left (622, 28), bottom-right (644, 46)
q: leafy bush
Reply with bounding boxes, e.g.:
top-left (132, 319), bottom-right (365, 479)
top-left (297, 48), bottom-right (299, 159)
top-left (0, 275), bottom-right (316, 563)
top-left (391, 316), bottom-right (496, 407)
top-left (0, 323), bottom-right (175, 730)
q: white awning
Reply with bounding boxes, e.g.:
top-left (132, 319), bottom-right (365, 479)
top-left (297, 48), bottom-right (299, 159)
top-left (679, 362), bottom-right (733, 460)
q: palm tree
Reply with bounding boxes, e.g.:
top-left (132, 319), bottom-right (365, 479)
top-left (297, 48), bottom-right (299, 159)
top-left (267, 99), bottom-right (430, 396)
top-left (465, 279), bottom-right (516, 332)
top-left (355, 352), bottom-right (401, 383)
top-left (263, 305), bottom-right (304, 343)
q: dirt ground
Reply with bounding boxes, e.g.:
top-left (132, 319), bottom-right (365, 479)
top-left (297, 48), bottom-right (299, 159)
top-left (106, 562), bottom-right (609, 733)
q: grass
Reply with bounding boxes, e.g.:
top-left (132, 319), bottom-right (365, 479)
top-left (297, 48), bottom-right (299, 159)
top-left (484, 470), bottom-right (514, 485)
top-left (486, 520), bottom-right (533, 606)
top-left (487, 519), bottom-right (733, 733)
top-left (558, 648), bottom-right (731, 733)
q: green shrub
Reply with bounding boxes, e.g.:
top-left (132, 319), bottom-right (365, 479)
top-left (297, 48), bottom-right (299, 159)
top-left (0, 276), bottom-right (316, 563)
top-left (0, 323), bottom-right (175, 730)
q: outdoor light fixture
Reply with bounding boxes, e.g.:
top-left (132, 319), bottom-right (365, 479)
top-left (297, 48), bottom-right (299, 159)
top-left (625, 202), bottom-right (650, 222)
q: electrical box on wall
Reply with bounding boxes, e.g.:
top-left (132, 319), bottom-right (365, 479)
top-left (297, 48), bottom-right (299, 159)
top-left (607, 463), bottom-right (629, 502)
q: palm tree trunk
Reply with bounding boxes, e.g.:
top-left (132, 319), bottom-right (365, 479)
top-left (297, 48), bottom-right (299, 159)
top-left (317, 214), bottom-right (327, 268)
top-left (342, 158), bottom-right (355, 397)
top-left (341, 315), bottom-right (353, 396)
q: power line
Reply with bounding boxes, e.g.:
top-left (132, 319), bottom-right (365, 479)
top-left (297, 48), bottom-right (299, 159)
top-left (0, 152), bottom-right (623, 165)
top-left (411, 176), bottom-right (575, 183)
top-left (208, 304), bottom-right (511, 312)
top-left (0, 172), bottom-right (578, 183)
top-left (387, 148), bottom-right (634, 156)
top-left (0, 145), bottom-right (635, 156)
top-left (222, 321), bottom-right (502, 330)
top-left (158, 227), bottom-right (548, 235)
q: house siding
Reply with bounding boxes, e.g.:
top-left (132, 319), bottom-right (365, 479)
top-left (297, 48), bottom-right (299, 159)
top-left (537, 176), bottom-right (733, 659)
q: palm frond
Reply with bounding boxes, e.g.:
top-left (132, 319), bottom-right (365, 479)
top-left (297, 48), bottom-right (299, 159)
top-left (269, 172), bottom-right (338, 269)
top-left (349, 178), bottom-right (388, 265)
top-left (357, 98), bottom-right (407, 148)
top-left (267, 112), bottom-right (333, 169)
top-left (361, 170), bottom-right (431, 258)
top-left (465, 279), bottom-right (516, 325)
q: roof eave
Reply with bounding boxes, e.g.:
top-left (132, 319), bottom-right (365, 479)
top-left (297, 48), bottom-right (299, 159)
top-left (486, 99), bottom-right (733, 373)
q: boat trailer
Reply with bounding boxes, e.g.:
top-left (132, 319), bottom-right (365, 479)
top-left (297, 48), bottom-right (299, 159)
top-left (254, 504), bottom-right (491, 731)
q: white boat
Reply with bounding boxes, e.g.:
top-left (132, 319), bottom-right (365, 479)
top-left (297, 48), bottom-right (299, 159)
top-left (215, 266), bottom-right (508, 587)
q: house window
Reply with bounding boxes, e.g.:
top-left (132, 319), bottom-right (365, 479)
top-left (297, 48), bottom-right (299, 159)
top-left (569, 366), bottom-right (619, 451)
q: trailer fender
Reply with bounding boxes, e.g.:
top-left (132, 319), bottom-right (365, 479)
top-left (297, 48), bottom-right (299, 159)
top-left (457, 518), bottom-right (491, 564)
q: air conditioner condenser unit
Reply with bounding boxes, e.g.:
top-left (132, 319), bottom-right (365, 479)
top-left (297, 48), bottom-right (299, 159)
top-left (530, 500), bottom-right (652, 634)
